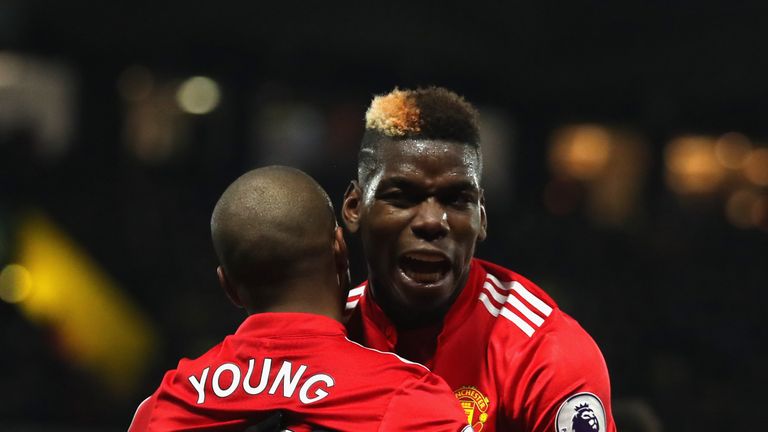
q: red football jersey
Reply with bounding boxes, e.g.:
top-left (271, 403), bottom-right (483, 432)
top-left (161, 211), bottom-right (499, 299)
top-left (346, 259), bottom-right (616, 432)
top-left (129, 313), bottom-right (472, 432)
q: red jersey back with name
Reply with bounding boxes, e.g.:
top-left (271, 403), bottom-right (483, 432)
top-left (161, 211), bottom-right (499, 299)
top-left (128, 313), bottom-right (471, 432)
top-left (346, 258), bottom-right (617, 432)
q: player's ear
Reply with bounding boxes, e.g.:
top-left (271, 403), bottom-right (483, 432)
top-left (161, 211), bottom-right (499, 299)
top-left (342, 180), bottom-right (363, 234)
top-left (332, 226), bottom-right (351, 294)
top-left (478, 189), bottom-right (487, 241)
top-left (217, 266), bottom-right (243, 308)
top-left (332, 226), bottom-right (349, 271)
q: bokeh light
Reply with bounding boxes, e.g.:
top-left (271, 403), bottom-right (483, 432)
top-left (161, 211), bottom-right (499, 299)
top-left (549, 124), bottom-right (613, 180)
top-left (0, 264), bottom-right (34, 303)
top-left (176, 76), bottom-right (221, 114)
top-left (665, 135), bottom-right (724, 195)
top-left (14, 214), bottom-right (157, 394)
top-left (743, 148), bottom-right (768, 186)
top-left (715, 132), bottom-right (752, 169)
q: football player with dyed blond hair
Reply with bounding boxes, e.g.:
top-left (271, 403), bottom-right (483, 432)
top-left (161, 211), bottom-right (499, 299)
top-left (343, 87), bottom-right (617, 432)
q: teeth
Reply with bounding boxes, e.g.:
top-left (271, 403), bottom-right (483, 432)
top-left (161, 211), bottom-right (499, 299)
top-left (404, 254), bottom-right (444, 262)
top-left (403, 268), bottom-right (444, 283)
top-left (400, 255), bottom-right (449, 284)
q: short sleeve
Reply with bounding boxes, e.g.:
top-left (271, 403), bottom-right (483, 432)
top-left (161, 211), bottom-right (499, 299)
top-left (380, 372), bottom-right (473, 432)
top-left (505, 314), bottom-right (617, 432)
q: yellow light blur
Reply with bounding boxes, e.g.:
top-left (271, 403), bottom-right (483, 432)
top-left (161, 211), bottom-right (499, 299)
top-left (118, 65), bottom-right (154, 101)
top-left (665, 136), bottom-right (724, 194)
top-left (550, 125), bottom-right (613, 180)
top-left (16, 213), bottom-right (156, 395)
top-left (725, 189), bottom-right (760, 228)
top-left (743, 148), bottom-right (768, 186)
top-left (715, 132), bottom-right (752, 169)
top-left (176, 76), bottom-right (221, 114)
top-left (0, 264), bottom-right (34, 303)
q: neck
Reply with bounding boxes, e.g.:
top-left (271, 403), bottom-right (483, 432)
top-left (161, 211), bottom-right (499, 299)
top-left (387, 304), bottom-right (449, 330)
top-left (371, 286), bottom-right (454, 330)
top-left (250, 302), bottom-right (343, 322)
top-left (243, 271), bottom-right (344, 323)
top-left (371, 266), bottom-right (471, 330)
top-left (395, 323), bottom-right (442, 365)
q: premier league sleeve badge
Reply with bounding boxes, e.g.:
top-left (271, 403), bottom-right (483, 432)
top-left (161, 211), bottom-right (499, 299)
top-left (555, 392), bottom-right (606, 432)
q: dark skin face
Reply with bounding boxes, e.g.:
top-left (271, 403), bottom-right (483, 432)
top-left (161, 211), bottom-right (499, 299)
top-left (343, 139), bottom-right (487, 326)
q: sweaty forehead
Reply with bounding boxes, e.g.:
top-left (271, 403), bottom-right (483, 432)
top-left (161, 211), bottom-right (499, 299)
top-left (374, 139), bottom-right (481, 182)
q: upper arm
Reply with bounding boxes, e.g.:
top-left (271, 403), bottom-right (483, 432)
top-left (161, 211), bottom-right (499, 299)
top-left (505, 317), bottom-right (616, 432)
top-left (380, 372), bottom-right (472, 432)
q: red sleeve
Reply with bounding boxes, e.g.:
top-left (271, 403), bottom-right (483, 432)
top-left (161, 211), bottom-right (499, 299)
top-left (379, 372), bottom-right (473, 432)
top-left (507, 313), bottom-right (616, 432)
top-left (127, 395), bottom-right (155, 432)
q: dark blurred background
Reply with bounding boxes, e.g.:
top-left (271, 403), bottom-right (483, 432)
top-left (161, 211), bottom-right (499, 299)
top-left (1, 1), bottom-right (766, 430)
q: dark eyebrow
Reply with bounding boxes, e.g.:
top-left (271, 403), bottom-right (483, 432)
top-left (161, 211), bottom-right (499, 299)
top-left (376, 177), bottom-right (419, 190)
top-left (441, 179), bottom-right (481, 194)
top-left (378, 176), bottom-right (480, 193)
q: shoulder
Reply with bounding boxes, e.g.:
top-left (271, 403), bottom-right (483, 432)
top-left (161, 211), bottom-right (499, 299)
top-left (151, 340), bottom-right (226, 394)
top-left (473, 259), bottom-right (558, 341)
top-left (475, 258), bottom-right (556, 307)
top-left (340, 336), bottom-right (431, 375)
top-left (526, 311), bottom-right (610, 381)
top-left (506, 318), bottom-right (614, 431)
top-left (476, 262), bottom-right (614, 430)
top-left (476, 259), bottom-right (608, 378)
top-left (127, 394), bottom-right (156, 432)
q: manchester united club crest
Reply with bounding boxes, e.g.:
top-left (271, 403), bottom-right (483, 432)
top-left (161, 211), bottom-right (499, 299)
top-left (555, 392), bottom-right (606, 432)
top-left (454, 386), bottom-right (490, 431)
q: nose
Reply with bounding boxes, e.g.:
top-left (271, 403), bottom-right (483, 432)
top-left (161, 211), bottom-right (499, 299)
top-left (411, 197), bottom-right (449, 241)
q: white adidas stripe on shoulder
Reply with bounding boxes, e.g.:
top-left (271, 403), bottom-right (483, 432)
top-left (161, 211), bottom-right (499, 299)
top-left (485, 280), bottom-right (545, 327)
top-left (482, 281), bottom-right (507, 303)
top-left (486, 274), bottom-right (552, 317)
top-left (479, 292), bottom-right (536, 337)
top-left (344, 337), bottom-right (430, 371)
top-left (345, 284), bottom-right (367, 312)
top-left (480, 274), bottom-right (553, 337)
top-left (348, 285), bottom-right (366, 298)
top-left (511, 281), bottom-right (553, 317)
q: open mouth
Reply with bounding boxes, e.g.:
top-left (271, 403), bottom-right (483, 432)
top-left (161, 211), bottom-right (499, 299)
top-left (398, 253), bottom-right (451, 284)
